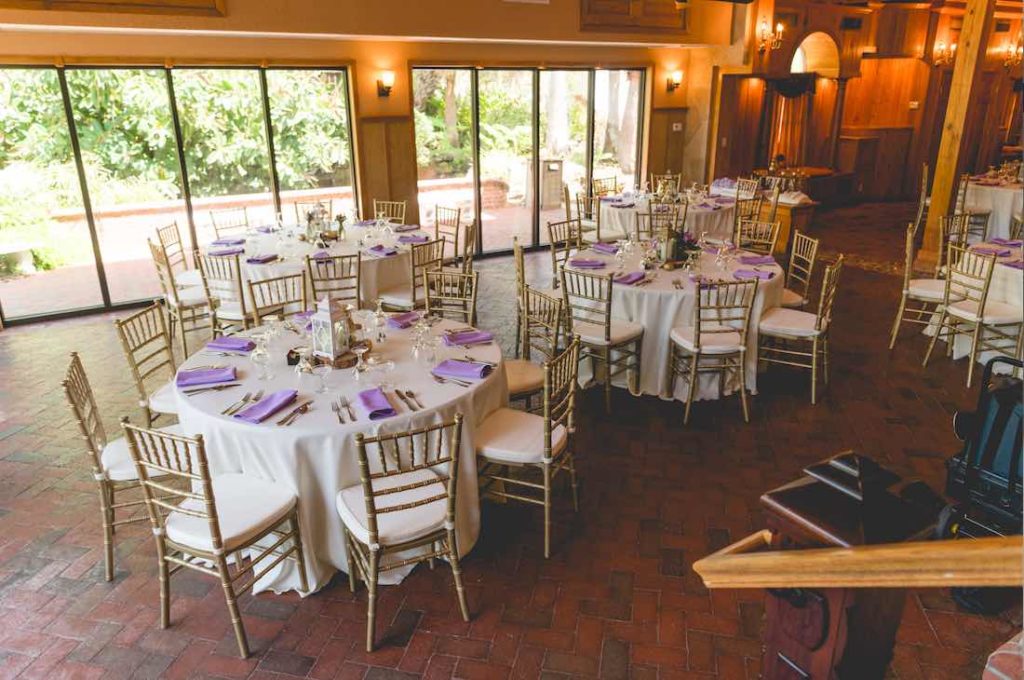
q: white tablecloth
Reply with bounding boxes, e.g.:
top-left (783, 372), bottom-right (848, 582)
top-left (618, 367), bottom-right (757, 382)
top-left (572, 248), bottom-right (784, 402)
top-left (599, 198), bottom-right (736, 242)
top-left (966, 182), bottom-right (1023, 240)
top-left (173, 318), bottom-right (507, 594)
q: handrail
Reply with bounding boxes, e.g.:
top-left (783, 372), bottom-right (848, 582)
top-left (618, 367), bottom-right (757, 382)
top-left (693, 532), bottom-right (1024, 589)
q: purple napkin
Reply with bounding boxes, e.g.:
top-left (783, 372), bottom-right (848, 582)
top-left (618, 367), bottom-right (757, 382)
top-left (210, 246), bottom-right (244, 257)
top-left (442, 329), bottom-right (494, 347)
top-left (701, 246), bottom-right (720, 255)
top-left (293, 310), bottom-right (314, 322)
top-left (433, 359), bottom-right (492, 380)
top-left (312, 250), bottom-right (331, 260)
top-left (256, 225), bottom-right (275, 234)
top-left (354, 219), bottom-right (376, 227)
top-left (739, 255), bottom-right (776, 266)
top-left (1002, 261), bottom-right (1024, 270)
top-left (211, 237), bottom-right (245, 247)
top-left (357, 387), bottom-right (396, 420)
top-left (733, 269), bottom-right (774, 280)
top-left (613, 271), bottom-right (646, 285)
top-left (972, 246), bottom-right (1012, 257)
top-left (991, 238), bottom-right (1023, 247)
top-left (592, 243), bottom-right (619, 255)
top-left (570, 258), bottom-right (606, 269)
top-left (600, 195), bottom-right (623, 203)
top-left (398, 234), bottom-right (430, 244)
top-left (206, 336), bottom-right (255, 353)
top-left (696, 202), bottom-right (722, 211)
top-left (366, 245), bottom-right (398, 257)
top-left (394, 223), bottom-right (420, 233)
top-left (714, 196), bottom-right (736, 205)
top-left (387, 311), bottom-right (420, 329)
top-left (176, 366), bottom-right (237, 388)
top-left (246, 253), bottom-right (278, 264)
top-left (610, 202), bottom-right (635, 209)
top-left (234, 390), bottom-right (298, 424)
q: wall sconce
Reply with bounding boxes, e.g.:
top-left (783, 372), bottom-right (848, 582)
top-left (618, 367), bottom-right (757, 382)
top-left (934, 41), bottom-right (957, 66)
top-left (1003, 39), bottom-right (1023, 69)
top-left (666, 70), bottom-right (683, 92)
top-left (758, 20), bottom-right (783, 54)
top-left (377, 71), bottom-right (395, 97)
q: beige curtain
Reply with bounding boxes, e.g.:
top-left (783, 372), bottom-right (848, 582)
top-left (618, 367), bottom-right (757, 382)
top-left (769, 93), bottom-right (808, 167)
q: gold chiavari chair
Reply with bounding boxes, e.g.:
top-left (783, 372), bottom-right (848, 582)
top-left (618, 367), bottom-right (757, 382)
top-left (306, 253), bottom-right (360, 309)
top-left (562, 184), bottom-right (574, 222)
top-left (209, 207), bottom-right (249, 239)
top-left (340, 416), bottom-right (469, 651)
top-left (476, 339), bottom-right (581, 558)
top-left (373, 199), bottom-right (407, 224)
top-left (913, 163), bottom-right (930, 235)
top-left (758, 255), bottom-right (844, 405)
top-left (781, 230), bottom-right (820, 309)
top-left (505, 286), bottom-right (564, 405)
top-left (156, 221), bottom-right (201, 288)
top-left (379, 239), bottom-right (445, 311)
top-left (560, 268), bottom-right (643, 413)
top-left (650, 171), bottom-right (682, 194)
top-left (424, 270), bottom-right (478, 325)
top-left (195, 250), bottom-right (249, 335)
top-left (765, 185), bottom-right (782, 224)
top-left (954, 173), bottom-right (992, 241)
top-left (735, 177), bottom-right (761, 200)
top-left (513, 236), bottom-right (527, 359)
top-left (435, 205), bottom-right (462, 266)
top-left (635, 208), bottom-right (679, 242)
top-left (121, 421), bottom-right (308, 658)
top-left (889, 223), bottom-right (961, 350)
top-left (576, 193), bottom-right (608, 243)
top-left (733, 198), bottom-right (764, 242)
top-left (457, 222), bottom-right (477, 273)
top-left (1010, 212), bottom-right (1023, 241)
top-left (150, 241), bottom-right (213, 357)
top-left (592, 176), bottom-right (620, 197)
top-left (737, 219), bottom-right (781, 256)
top-left (248, 271), bottom-right (308, 327)
top-left (935, 213), bottom-right (971, 278)
top-left (666, 279), bottom-right (758, 424)
top-left (547, 218), bottom-right (584, 289)
top-left (294, 200), bottom-right (332, 224)
top-left (62, 353), bottom-right (181, 582)
top-left (923, 244), bottom-right (1022, 387)
top-left (114, 301), bottom-right (178, 427)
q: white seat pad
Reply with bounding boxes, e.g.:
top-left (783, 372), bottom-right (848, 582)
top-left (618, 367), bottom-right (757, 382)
top-left (216, 300), bottom-right (247, 321)
top-left (166, 473), bottom-right (297, 552)
top-left (780, 287), bottom-right (806, 309)
top-left (336, 468), bottom-right (447, 546)
top-left (758, 307), bottom-right (824, 338)
top-left (580, 219), bottom-right (598, 232)
top-left (170, 285), bottom-right (207, 308)
top-left (100, 424), bottom-right (181, 481)
top-left (670, 324), bottom-right (744, 354)
top-left (148, 381), bottom-right (179, 415)
top-left (572, 319), bottom-right (644, 346)
top-left (378, 285), bottom-right (417, 310)
top-left (907, 278), bottom-right (949, 301)
top-left (475, 407), bottom-right (567, 465)
top-left (505, 359), bottom-right (544, 396)
top-left (176, 268), bottom-right (203, 289)
top-left (948, 299), bottom-right (1023, 325)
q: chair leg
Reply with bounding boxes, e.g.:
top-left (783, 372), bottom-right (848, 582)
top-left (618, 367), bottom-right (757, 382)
top-left (923, 310), bottom-right (947, 367)
top-left (810, 338), bottom-right (819, 405)
top-left (889, 294), bottom-right (907, 350)
top-left (99, 483), bottom-right (114, 582)
top-left (157, 541), bottom-right (171, 629)
top-left (344, 530), bottom-right (357, 593)
top-left (567, 453), bottom-right (580, 512)
top-left (966, 322), bottom-right (984, 388)
top-left (178, 311), bottom-right (189, 358)
top-left (683, 354), bottom-right (699, 425)
top-left (737, 356), bottom-right (750, 423)
top-left (543, 463), bottom-right (553, 559)
top-left (514, 308), bottom-right (522, 359)
top-left (216, 556), bottom-right (250, 658)
top-left (446, 529), bottom-right (470, 622)
top-left (289, 512), bottom-right (309, 593)
top-left (822, 336), bottom-right (830, 386)
top-left (365, 550), bottom-right (380, 652)
top-left (602, 347), bottom-right (612, 414)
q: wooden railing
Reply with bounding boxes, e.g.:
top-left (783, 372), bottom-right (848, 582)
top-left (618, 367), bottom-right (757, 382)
top-left (693, 532), bottom-right (1024, 589)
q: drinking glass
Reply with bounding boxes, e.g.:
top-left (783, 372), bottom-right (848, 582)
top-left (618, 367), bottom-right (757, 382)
top-left (250, 339), bottom-right (272, 381)
top-left (351, 342), bottom-right (370, 381)
top-left (312, 363), bottom-right (332, 394)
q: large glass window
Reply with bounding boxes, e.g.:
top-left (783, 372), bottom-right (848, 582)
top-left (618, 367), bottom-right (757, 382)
top-left (540, 70), bottom-right (590, 244)
top-left (0, 69), bottom-right (104, 319)
top-left (593, 69), bottom-right (643, 193)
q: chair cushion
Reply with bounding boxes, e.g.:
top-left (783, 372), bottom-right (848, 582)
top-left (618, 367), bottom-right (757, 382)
top-left (907, 278), bottom-right (949, 301)
top-left (169, 285), bottom-right (207, 308)
top-left (948, 300), bottom-right (1023, 325)
top-left (378, 285), bottom-right (417, 310)
top-left (148, 381), bottom-right (179, 414)
top-left (216, 300), bottom-right (247, 321)
top-left (780, 287), bottom-right (806, 309)
top-left (758, 307), bottom-right (824, 338)
top-left (175, 268), bottom-right (203, 289)
top-left (165, 473), bottom-right (297, 553)
top-left (100, 424), bottom-right (181, 481)
top-left (475, 407), bottom-right (567, 465)
top-left (505, 359), bottom-right (544, 397)
top-left (336, 468), bottom-right (447, 546)
top-left (670, 324), bottom-right (744, 354)
top-left (572, 319), bottom-right (644, 346)
top-left (580, 219), bottom-right (598, 233)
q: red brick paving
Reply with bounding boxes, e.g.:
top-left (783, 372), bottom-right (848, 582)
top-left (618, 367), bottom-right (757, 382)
top-left (0, 202), bottom-right (1019, 679)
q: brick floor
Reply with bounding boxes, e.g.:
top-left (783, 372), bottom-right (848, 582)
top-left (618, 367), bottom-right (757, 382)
top-left (0, 202), bottom-right (1019, 679)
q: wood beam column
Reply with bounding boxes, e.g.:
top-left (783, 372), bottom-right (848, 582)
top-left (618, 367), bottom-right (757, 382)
top-left (918, 0), bottom-right (995, 269)
top-left (828, 78), bottom-right (847, 167)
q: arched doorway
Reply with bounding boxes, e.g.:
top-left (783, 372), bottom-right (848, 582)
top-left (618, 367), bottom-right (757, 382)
top-left (791, 32), bottom-right (841, 78)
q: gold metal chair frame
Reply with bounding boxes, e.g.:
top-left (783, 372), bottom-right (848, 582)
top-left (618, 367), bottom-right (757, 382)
top-left (1010, 214), bottom-right (1023, 241)
top-left (784, 230), bottom-right (820, 309)
top-left (758, 255), bottom-right (844, 405)
top-left (735, 177), bottom-right (761, 200)
top-left (510, 286), bottom-right (565, 406)
top-left (114, 301), bottom-right (177, 427)
top-left (478, 339), bottom-right (581, 558)
top-left (547, 218), bottom-right (584, 289)
top-left (591, 176), bottom-right (620, 197)
top-left (560, 268), bottom-right (643, 413)
top-left (247, 271), bottom-right (309, 327)
top-left (156, 221), bottom-right (192, 278)
top-left (889, 223), bottom-right (947, 349)
top-left (954, 173), bottom-right (992, 241)
top-left (424, 269), bottom-right (479, 325)
top-left (150, 240), bottom-right (213, 356)
top-left (913, 163), bottom-right (930, 235)
top-left (373, 199), bottom-right (407, 224)
top-left (195, 250), bottom-right (250, 336)
top-left (209, 207), bottom-right (250, 239)
top-left (737, 219), bottom-right (782, 256)
top-left (382, 239), bottom-right (445, 311)
top-left (650, 172), bottom-right (682, 194)
top-left (635, 208), bottom-right (679, 242)
top-left (294, 200), bottom-right (332, 223)
top-left (307, 252), bottom-right (361, 309)
top-left (666, 279), bottom-right (758, 424)
top-left (121, 421), bottom-right (309, 658)
top-left (935, 213), bottom-right (971, 278)
top-left (347, 416), bottom-right (469, 651)
top-left (576, 193), bottom-right (608, 243)
top-left (435, 205), bottom-right (463, 267)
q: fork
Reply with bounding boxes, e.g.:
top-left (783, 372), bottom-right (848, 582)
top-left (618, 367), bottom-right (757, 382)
top-left (340, 396), bottom-right (356, 421)
top-left (404, 390), bottom-right (425, 410)
top-left (183, 383), bottom-right (240, 396)
top-left (433, 375), bottom-right (471, 388)
top-left (332, 400), bottom-right (346, 424)
top-left (461, 355), bottom-right (496, 368)
top-left (222, 391), bottom-right (251, 415)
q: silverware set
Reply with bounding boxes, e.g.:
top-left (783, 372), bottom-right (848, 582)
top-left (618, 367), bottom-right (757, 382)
top-left (433, 374), bottom-right (472, 388)
top-left (222, 389), bottom-right (263, 415)
top-left (201, 351), bottom-right (250, 357)
top-left (182, 383), bottom-right (241, 396)
top-left (394, 389), bottom-right (424, 411)
top-left (276, 401), bottom-right (312, 426)
top-left (332, 396), bottom-right (357, 423)
top-left (461, 355), bottom-right (496, 368)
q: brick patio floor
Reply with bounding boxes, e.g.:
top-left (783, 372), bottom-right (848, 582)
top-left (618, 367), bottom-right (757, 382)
top-left (0, 202), bottom-right (1019, 679)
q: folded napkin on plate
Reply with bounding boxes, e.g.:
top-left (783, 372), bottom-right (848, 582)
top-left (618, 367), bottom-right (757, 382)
top-left (696, 202), bottom-right (722, 211)
top-left (610, 202), bottom-right (635, 209)
top-left (246, 253), bottom-right (278, 264)
top-left (442, 329), bottom-right (494, 347)
top-left (433, 359), bottom-right (492, 380)
top-left (398, 234), bottom-right (430, 244)
top-left (394, 223), bottom-right (420, 233)
top-left (256, 225), bottom-right (275, 234)
top-left (569, 258), bottom-right (606, 269)
top-left (972, 246), bottom-right (1012, 257)
top-left (210, 246), bottom-right (244, 257)
top-left (366, 245), bottom-right (398, 257)
top-left (176, 366), bottom-right (237, 388)
top-left (991, 238), bottom-right (1023, 247)
top-left (714, 195), bottom-right (736, 204)
top-left (739, 255), bottom-right (776, 266)
top-left (733, 269), bottom-right (774, 280)
top-left (206, 336), bottom-right (255, 353)
top-left (211, 237), bottom-right (245, 247)
top-left (1002, 260), bottom-right (1024, 270)
top-left (387, 311), bottom-right (421, 329)
top-left (592, 242), bottom-right (619, 255)
top-left (234, 389), bottom-right (298, 424)
top-left (311, 250), bottom-right (331, 260)
top-left (354, 219), bottom-right (376, 227)
top-left (357, 387), bottom-right (396, 420)
top-left (599, 195), bottom-right (623, 203)
top-left (613, 271), bottom-right (646, 285)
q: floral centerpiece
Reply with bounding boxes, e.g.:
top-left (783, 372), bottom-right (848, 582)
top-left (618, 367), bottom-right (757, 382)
top-left (669, 229), bottom-right (700, 263)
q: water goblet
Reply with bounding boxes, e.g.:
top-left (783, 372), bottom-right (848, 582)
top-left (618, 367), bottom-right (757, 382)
top-left (312, 363), bottom-right (332, 394)
top-left (351, 342), bottom-right (370, 381)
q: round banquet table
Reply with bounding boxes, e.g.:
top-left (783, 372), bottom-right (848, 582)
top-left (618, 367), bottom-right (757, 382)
top-left (599, 196), bottom-right (736, 242)
top-left (173, 317), bottom-right (507, 595)
top-left (966, 182), bottom-right (1023, 240)
top-left (570, 247), bottom-right (784, 403)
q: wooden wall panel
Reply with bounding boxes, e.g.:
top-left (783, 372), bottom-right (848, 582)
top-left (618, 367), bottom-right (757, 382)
top-left (839, 127), bottom-right (914, 200)
top-left (580, 0), bottom-right (687, 34)
top-left (806, 78), bottom-right (838, 168)
top-left (713, 76), bottom-right (765, 180)
top-left (648, 108), bottom-right (688, 178)
top-left (356, 117), bottom-right (421, 221)
top-left (873, 5), bottom-right (930, 58)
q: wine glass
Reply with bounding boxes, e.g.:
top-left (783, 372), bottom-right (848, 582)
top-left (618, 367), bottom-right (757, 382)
top-left (312, 363), bottom-right (332, 394)
top-left (351, 342), bottom-right (370, 381)
top-left (250, 335), bottom-right (272, 381)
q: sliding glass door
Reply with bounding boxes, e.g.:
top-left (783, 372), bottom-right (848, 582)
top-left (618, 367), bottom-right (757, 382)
top-left (539, 70), bottom-right (590, 244)
top-left (593, 69), bottom-right (643, 193)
